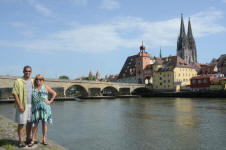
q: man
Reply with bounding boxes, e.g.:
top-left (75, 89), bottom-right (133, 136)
top-left (12, 66), bottom-right (34, 147)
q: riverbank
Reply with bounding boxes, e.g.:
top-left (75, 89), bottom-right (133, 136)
top-left (140, 90), bottom-right (226, 98)
top-left (0, 114), bottom-right (67, 150)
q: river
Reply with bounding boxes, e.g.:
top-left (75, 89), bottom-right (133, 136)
top-left (1, 97), bottom-right (226, 150)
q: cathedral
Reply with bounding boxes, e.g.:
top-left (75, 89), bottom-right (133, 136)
top-left (177, 14), bottom-right (197, 64)
top-left (118, 14), bottom-right (199, 84)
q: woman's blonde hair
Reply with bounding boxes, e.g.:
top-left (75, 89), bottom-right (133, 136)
top-left (34, 74), bottom-right (45, 87)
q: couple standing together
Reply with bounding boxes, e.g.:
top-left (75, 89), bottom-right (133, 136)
top-left (12, 65), bottom-right (56, 147)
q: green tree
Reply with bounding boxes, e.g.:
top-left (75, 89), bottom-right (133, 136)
top-left (59, 75), bottom-right (69, 80)
top-left (88, 75), bottom-right (97, 81)
top-left (75, 76), bottom-right (88, 80)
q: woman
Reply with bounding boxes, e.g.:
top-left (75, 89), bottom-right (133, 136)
top-left (28, 74), bottom-right (56, 147)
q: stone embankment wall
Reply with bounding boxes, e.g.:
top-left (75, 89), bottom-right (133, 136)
top-left (140, 90), bottom-right (226, 98)
top-left (0, 88), bottom-right (13, 99)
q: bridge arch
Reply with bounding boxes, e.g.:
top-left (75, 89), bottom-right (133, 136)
top-left (131, 87), bottom-right (151, 96)
top-left (102, 86), bottom-right (119, 96)
top-left (65, 84), bottom-right (88, 97)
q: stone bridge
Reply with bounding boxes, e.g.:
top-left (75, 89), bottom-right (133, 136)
top-left (0, 76), bottom-right (145, 99)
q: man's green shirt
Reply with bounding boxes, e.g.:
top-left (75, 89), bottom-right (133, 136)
top-left (12, 77), bottom-right (34, 109)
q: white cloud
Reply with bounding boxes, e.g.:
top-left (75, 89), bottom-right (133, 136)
top-left (99, 0), bottom-right (119, 10)
top-left (20, 31), bottom-right (35, 38)
top-left (189, 10), bottom-right (226, 37)
top-left (28, 0), bottom-right (51, 16)
top-left (0, 9), bottom-right (225, 53)
top-left (11, 22), bottom-right (26, 28)
top-left (10, 22), bottom-right (37, 38)
top-left (69, 0), bottom-right (88, 6)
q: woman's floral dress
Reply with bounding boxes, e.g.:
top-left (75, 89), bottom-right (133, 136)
top-left (31, 85), bottom-right (52, 124)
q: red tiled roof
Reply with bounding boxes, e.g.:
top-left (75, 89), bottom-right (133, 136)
top-left (118, 55), bottom-right (137, 79)
top-left (198, 64), bottom-right (217, 75)
top-left (156, 56), bottom-right (193, 72)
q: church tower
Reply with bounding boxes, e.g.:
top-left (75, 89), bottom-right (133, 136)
top-left (177, 14), bottom-right (197, 64)
top-left (187, 18), bottom-right (197, 63)
top-left (177, 14), bottom-right (190, 64)
top-left (136, 41), bottom-right (151, 84)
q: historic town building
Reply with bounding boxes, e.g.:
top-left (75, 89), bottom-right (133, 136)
top-left (197, 54), bottom-right (226, 76)
top-left (118, 55), bottom-right (137, 83)
top-left (198, 64), bottom-right (218, 75)
top-left (190, 74), bottom-right (225, 91)
top-left (177, 15), bottom-right (197, 64)
top-left (190, 54), bottom-right (226, 91)
top-left (118, 42), bottom-right (154, 84)
top-left (217, 54), bottom-right (226, 76)
top-left (190, 75), bottom-right (216, 90)
top-left (153, 56), bottom-right (197, 91)
top-left (136, 42), bottom-right (151, 84)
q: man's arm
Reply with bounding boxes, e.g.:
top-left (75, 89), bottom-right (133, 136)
top-left (13, 94), bottom-right (24, 112)
top-left (12, 79), bottom-right (24, 112)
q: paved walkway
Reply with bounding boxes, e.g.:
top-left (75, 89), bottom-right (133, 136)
top-left (0, 115), bottom-right (67, 150)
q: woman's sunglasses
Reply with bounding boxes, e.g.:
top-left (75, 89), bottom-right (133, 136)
top-left (35, 78), bottom-right (43, 81)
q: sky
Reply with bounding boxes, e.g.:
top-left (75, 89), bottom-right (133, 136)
top-left (0, 0), bottom-right (226, 79)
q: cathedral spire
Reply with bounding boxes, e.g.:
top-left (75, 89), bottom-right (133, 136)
top-left (177, 13), bottom-right (189, 62)
top-left (177, 14), bottom-right (198, 64)
top-left (179, 14), bottom-right (186, 38)
top-left (160, 47), bottom-right (162, 58)
top-left (187, 17), bottom-right (193, 38)
top-left (187, 17), bottom-right (197, 63)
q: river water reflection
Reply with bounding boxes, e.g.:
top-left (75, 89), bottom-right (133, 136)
top-left (1, 97), bottom-right (226, 150)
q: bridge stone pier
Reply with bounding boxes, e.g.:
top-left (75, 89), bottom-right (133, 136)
top-left (0, 76), bottom-right (145, 99)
